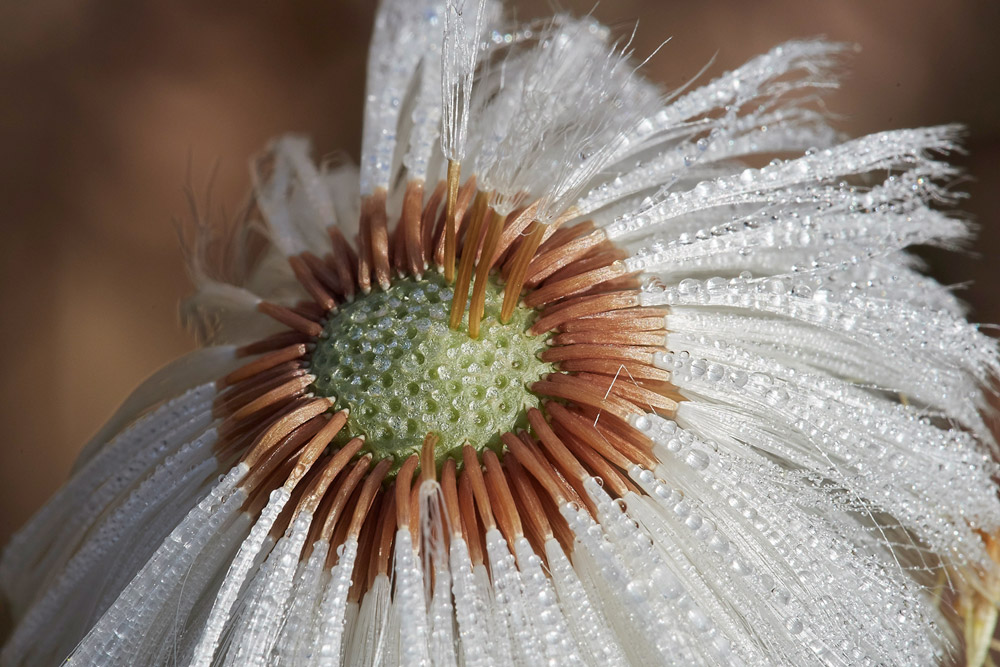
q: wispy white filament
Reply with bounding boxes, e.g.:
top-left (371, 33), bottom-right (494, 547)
top-left (360, 0), bottom-right (445, 195)
top-left (273, 541), bottom-right (330, 665)
top-left (64, 463), bottom-right (249, 665)
top-left (441, 0), bottom-right (493, 162)
top-left (419, 482), bottom-right (457, 667)
top-left (391, 530), bottom-right (431, 666)
top-left (191, 486), bottom-right (293, 667)
top-left (345, 573), bottom-right (392, 665)
top-left (448, 537), bottom-right (491, 667)
top-left (224, 513), bottom-right (315, 666)
top-left (314, 537), bottom-right (360, 666)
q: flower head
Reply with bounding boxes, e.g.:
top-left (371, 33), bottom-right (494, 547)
top-left (3, 1), bottom-right (1000, 665)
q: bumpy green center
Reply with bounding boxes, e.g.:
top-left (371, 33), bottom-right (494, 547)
top-left (309, 273), bottom-right (551, 467)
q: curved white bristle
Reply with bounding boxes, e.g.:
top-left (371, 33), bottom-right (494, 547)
top-left (642, 267), bottom-right (998, 441)
top-left (543, 538), bottom-right (628, 667)
top-left (360, 0), bottom-right (445, 196)
top-left (483, 527), bottom-right (546, 664)
top-left (1, 427), bottom-right (219, 665)
top-left (253, 136), bottom-right (337, 258)
top-left (512, 536), bottom-right (581, 664)
top-left (272, 541), bottom-right (330, 665)
top-left (627, 40), bottom-right (848, 152)
top-left (419, 482), bottom-right (457, 667)
top-left (72, 345), bottom-right (237, 469)
top-left (190, 486), bottom-right (292, 667)
top-left (391, 529), bottom-right (431, 666)
top-left (61, 463), bottom-right (249, 665)
top-left (628, 410), bottom-right (952, 663)
top-left (576, 108), bottom-right (839, 218)
top-left (345, 573), bottom-right (392, 666)
top-left (448, 537), bottom-right (491, 667)
top-left (607, 126), bottom-right (962, 242)
top-left (313, 537), bottom-right (360, 666)
top-left (561, 501), bottom-right (691, 663)
top-left (222, 513), bottom-right (314, 666)
top-left (400, 9), bottom-right (445, 185)
top-left (656, 344), bottom-right (1000, 568)
top-left (1, 380), bottom-right (217, 610)
top-left (467, 17), bottom-right (660, 219)
top-left (441, 0), bottom-right (494, 163)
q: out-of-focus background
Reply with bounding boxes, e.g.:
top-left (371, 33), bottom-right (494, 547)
top-left (1, 0), bottom-right (998, 546)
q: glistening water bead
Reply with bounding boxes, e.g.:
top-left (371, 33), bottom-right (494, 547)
top-left (309, 272), bottom-right (552, 466)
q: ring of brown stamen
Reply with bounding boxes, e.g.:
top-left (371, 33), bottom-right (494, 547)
top-left (373, 487), bottom-right (398, 580)
top-left (555, 358), bottom-right (672, 384)
top-left (208, 174), bottom-right (698, 603)
top-left (532, 220), bottom-right (595, 261)
top-left (490, 203), bottom-right (539, 267)
top-left (256, 302), bottom-right (323, 337)
top-left (552, 329), bottom-right (666, 347)
top-left (541, 344), bottom-right (655, 365)
top-left (215, 363), bottom-right (308, 421)
top-left (293, 436), bottom-right (366, 540)
top-left (574, 372), bottom-right (679, 413)
top-left (348, 458), bottom-right (392, 539)
top-left (401, 180), bottom-right (426, 277)
top-left (326, 227), bottom-right (358, 301)
top-left (458, 471), bottom-right (484, 565)
top-left (533, 375), bottom-right (643, 423)
top-left (468, 208), bottom-right (506, 338)
top-left (560, 314), bottom-right (666, 334)
top-left (240, 417), bottom-right (328, 499)
top-left (395, 455), bottom-right (420, 532)
top-left (441, 459), bottom-right (463, 539)
top-left (525, 262), bottom-right (633, 308)
top-left (531, 291), bottom-right (641, 334)
top-left (299, 251), bottom-right (344, 299)
top-left (501, 432), bottom-right (567, 506)
top-left (505, 454), bottom-right (553, 544)
top-left (421, 180), bottom-right (447, 266)
top-left (525, 228), bottom-right (607, 287)
top-left (461, 444), bottom-right (496, 533)
top-left (483, 449), bottom-right (523, 549)
top-left (220, 344), bottom-right (308, 388)
top-left (544, 246), bottom-right (627, 285)
top-left (350, 494), bottom-right (382, 602)
top-left (547, 402), bottom-right (656, 469)
top-left (317, 456), bottom-right (371, 545)
top-left (236, 331), bottom-right (312, 357)
top-left (510, 445), bottom-right (576, 551)
top-left (289, 255), bottom-right (337, 311)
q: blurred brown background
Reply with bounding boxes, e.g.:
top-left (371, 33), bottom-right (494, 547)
top-left (1, 0), bottom-right (999, 546)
